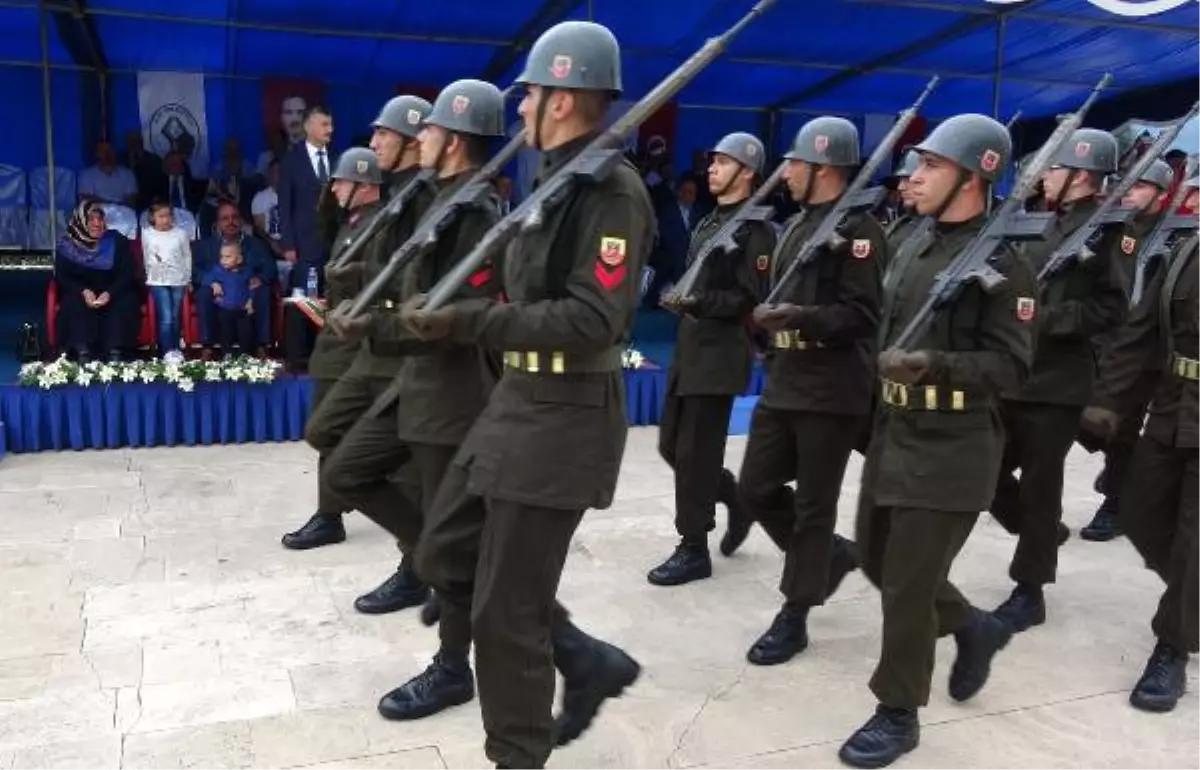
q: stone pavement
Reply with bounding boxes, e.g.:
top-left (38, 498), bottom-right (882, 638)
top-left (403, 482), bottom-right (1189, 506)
top-left (0, 431), bottom-right (1195, 769)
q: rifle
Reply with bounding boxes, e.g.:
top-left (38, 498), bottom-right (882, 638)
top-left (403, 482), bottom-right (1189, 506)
top-left (1130, 157), bottom-right (1199, 305)
top-left (337, 132), bottom-right (527, 319)
top-left (327, 168), bottom-right (435, 271)
top-left (889, 73), bottom-right (1112, 352)
top-left (765, 76), bottom-right (940, 304)
top-left (1005, 110), bottom-right (1022, 130)
top-left (1036, 100), bottom-right (1200, 289)
top-left (420, 0), bottom-right (780, 312)
top-left (667, 160), bottom-right (786, 305)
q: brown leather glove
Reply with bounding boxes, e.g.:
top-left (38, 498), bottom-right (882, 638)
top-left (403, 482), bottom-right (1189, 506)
top-left (878, 349), bottom-right (934, 385)
top-left (326, 300), bottom-right (373, 343)
top-left (752, 302), bottom-right (807, 332)
top-left (400, 294), bottom-right (456, 341)
top-left (1080, 405), bottom-right (1119, 440)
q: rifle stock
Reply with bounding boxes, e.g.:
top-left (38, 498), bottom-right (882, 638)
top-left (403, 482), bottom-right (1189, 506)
top-left (889, 73), bottom-right (1113, 352)
top-left (328, 169), bottom-right (436, 271)
top-left (420, 0), bottom-right (780, 312)
top-left (1037, 100), bottom-right (1200, 288)
top-left (340, 132), bottom-right (527, 319)
top-left (764, 76), bottom-right (940, 305)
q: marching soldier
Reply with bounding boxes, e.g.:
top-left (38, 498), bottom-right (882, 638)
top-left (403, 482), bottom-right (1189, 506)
top-left (989, 128), bottom-right (1127, 631)
top-left (841, 114), bottom-right (1034, 768)
top-left (884, 147), bottom-right (920, 244)
top-left (729, 117), bottom-right (886, 666)
top-left (649, 132), bottom-right (776, 586)
top-left (285, 96), bottom-right (437, 618)
top-left (401, 21), bottom-right (650, 768)
top-left (1081, 158), bottom-right (1174, 542)
top-left (1082, 178), bottom-right (1198, 713)
top-left (330, 79), bottom-right (506, 721)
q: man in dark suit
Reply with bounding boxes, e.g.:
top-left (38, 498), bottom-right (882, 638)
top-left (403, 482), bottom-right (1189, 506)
top-left (120, 129), bottom-right (164, 212)
top-left (645, 174), bottom-right (705, 306)
top-left (156, 151), bottom-right (205, 214)
top-left (278, 104), bottom-right (335, 296)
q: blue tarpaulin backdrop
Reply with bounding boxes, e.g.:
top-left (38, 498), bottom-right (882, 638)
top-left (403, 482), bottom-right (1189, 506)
top-left (0, 0), bottom-right (1196, 174)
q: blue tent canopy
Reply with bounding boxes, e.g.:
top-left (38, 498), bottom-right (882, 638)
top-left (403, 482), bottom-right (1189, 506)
top-left (0, 0), bottom-right (1196, 172)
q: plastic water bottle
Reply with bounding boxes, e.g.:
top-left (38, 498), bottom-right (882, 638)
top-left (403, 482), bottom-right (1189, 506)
top-left (306, 266), bottom-right (319, 297)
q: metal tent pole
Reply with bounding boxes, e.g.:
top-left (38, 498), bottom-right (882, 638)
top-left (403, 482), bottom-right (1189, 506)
top-left (992, 15), bottom-right (1007, 118)
top-left (39, 0), bottom-right (58, 252)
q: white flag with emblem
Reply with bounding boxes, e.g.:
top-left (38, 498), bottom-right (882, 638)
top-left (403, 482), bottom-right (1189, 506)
top-left (138, 71), bottom-right (210, 178)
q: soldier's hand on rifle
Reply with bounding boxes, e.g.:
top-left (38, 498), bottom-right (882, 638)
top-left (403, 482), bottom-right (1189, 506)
top-left (878, 348), bottom-right (934, 385)
top-left (752, 302), bottom-right (806, 332)
top-left (327, 300), bottom-right (373, 343)
top-left (327, 262), bottom-right (365, 282)
top-left (1080, 405), bottom-right (1119, 440)
top-left (660, 291), bottom-right (698, 313)
top-left (401, 294), bottom-right (455, 341)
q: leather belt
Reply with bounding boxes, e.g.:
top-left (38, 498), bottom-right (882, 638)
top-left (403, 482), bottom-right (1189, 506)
top-left (771, 331), bottom-right (825, 351)
top-left (1172, 353), bottom-right (1199, 381)
top-left (880, 378), bottom-right (968, 411)
top-left (503, 347), bottom-right (623, 374)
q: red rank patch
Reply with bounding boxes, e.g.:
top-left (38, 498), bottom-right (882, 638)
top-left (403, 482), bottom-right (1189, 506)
top-left (594, 262), bottom-right (627, 291)
top-left (468, 267), bottom-right (493, 288)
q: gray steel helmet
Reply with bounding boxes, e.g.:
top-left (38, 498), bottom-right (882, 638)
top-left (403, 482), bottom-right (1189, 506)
top-left (1050, 128), bottom-right (1119, 174)
top-left (709, 132), bottom-right (765, 175)
top-left (331, 147), bottom-right (382, 185)
top-left (784, 116), bottom-right (860, 167)
top-left (894, 148), bottom-right (920, 179)
top-left (371, 95), bottom-right (432, 140)
top-left (915, 113), bottom-right (1012, 183)
top-left (1137, 158), bottom-right (1174, 190)
top-left (514, 20), bottom-right (622, 95)
top-left (425, 79), bottom-right (506, 137)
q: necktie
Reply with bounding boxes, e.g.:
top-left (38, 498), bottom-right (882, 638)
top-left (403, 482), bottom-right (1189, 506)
top-left (316, 149), bottom-right (328, 182)
top-left (171, 178), bottom-right (183, 209)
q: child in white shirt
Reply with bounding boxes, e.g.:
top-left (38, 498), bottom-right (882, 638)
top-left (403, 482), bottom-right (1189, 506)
top-left (142, 202), bottom-right (192, 361)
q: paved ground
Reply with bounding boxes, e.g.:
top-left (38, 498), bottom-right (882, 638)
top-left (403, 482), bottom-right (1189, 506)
top-left (0, 431), bottom-right (1195, 769)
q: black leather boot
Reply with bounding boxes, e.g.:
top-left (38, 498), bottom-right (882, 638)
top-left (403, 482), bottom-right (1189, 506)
top-left (420, 591), bottom-right (442, 627)
top-left (281, 512), bottom-right (346, 550)
top-left (1080, 498), bottom-right (1123, 542)
top-left (647, 540), bottom-right (712, 586)
top-left (838, 705), bottom-right (919, 768)
top-left (378, 652), bottom-right (475, 720)
top-left (826, 534), bottom-right (861, 599)
top-left (552, 620), bottom-right (640, 747)
top-left (354, 563), bottom-right (429, 614)
top-left (949, 607), bottom-right (1012, 702)
top-left (994, 583), bottom-right (1045, 632)
top-left (717, 469), bottom-right (752, 557)
top-left (1130, 642), bottom-right (1188, 713)
top-left (747, 603), bottom-right (809, 666)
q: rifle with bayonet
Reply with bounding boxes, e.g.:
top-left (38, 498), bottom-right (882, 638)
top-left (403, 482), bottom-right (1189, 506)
top-left (889, 73), bottom-right (1112, 352)
top-left (1037, 100), bottom-right (1200, 290)
top-left (327, 168), bottom-right (436, 271)
top-left (418, 0), bottom-right (780, 313)
top-left (765, 76), bottom-right (940, 304)
top-left (1130, 157), bottom-right (1199, 305)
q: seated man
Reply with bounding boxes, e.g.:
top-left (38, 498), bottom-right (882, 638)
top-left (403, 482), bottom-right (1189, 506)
top-left (191, 200), bottom-right (275, 354)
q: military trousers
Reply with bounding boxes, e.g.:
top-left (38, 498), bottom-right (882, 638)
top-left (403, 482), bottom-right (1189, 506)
top-left (990, 401), bottom-right (1083, 586)
top-left (738, 405), bottom-right (862, 606)
top-left (1097, 377), bottom-right (1155, 502)
top-left (321, 388), bottom-right (423, 558)
top-left (856, 502), bottom-right (978, 709)
top-left (1119, 434), bottom-right (1199, 653)
top-left (657, 389), bottom-right (736, 542)
top-left (306, 376), bottom-right (351, 515)
top-left (415, 461), bottom-right (582, 769)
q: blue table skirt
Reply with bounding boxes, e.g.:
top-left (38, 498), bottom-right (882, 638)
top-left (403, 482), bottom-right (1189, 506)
top-left (0, 364), bottom-right (767, 454)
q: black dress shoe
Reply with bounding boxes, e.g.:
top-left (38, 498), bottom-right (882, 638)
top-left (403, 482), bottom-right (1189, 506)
top-left (747, 604), bottom-right (809, 666)
top-left (281, 513), bottom-right (346, 550)
top-left (826, 534), bottom-right (861, 599)
top-left (949, 607), bottom-right (1012, 702)
top-left (839, 706), bottom-right (919, 769)
top-left (647, 541), bottom-right (712, 586)
top-left (718, 469), bottom-right (752, 557)
top-left (1057, 522), bottom-right (1070, 546)
top-left (552, 621), bottom-right (640, 747)
top-left (1080, 500), bottom-right (1123, 542)
top-left (1130, 642), bottom-right (1188, 713)
top-left (993, 584), bottom-right (1046, 633)
top-left (378, 653), bottom-right (475, 721)
top-left (420, 592), bottom-right (442, 627)
top-left (354, 565), bottom-right (429, 615)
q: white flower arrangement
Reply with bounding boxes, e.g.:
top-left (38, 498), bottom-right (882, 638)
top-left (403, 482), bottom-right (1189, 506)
top-left (18, 355), bottom-right (283, 393)
top-left (622, 348), bottom-right (646, 370)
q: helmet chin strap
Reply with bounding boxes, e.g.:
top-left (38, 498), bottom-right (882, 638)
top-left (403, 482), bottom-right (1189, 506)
top-left (532, 87), bottom-right (556, 152)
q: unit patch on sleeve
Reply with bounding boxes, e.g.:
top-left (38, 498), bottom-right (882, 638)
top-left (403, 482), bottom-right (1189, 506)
top-left (595, 235), bottom-right (629, 291)
top-left (1121, 235), bottom-right (1137, 255)
top-left (851, 239), bottom-right (872, 259)
top-left (1016, 296), bottom-right (1036, 322)
top-left (755, 253), bottom-right (769, 272)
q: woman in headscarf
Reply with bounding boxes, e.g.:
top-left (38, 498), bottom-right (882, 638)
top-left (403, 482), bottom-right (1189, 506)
top-left (54, 198), bottom-right (140, 362)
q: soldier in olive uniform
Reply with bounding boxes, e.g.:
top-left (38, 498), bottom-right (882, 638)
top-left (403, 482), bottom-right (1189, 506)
top-left (840, 115), bottom-right (1034, 769)
top-left (287, 96), bottom-right (438, 618)
top-left (332, 79), bottom-right (506, 722)
top-left (723, 117), bottom-right (886, 667)
top-left (989, 128), bottom-right (1128, 632)
top-left (648, 132), bottom-right (776, 586)
top-left (1081, 159), bottom-right (1175, 542)
top-left (401, 22), bottom-right (649, 769)
top-left (1083, 186), bottom-right (1198, 713)
top-left (884, 148), bottom-right (920, 245)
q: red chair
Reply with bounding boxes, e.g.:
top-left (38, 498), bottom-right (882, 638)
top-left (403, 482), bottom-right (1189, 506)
top-left (45, 279), bottom-right (156, 355)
